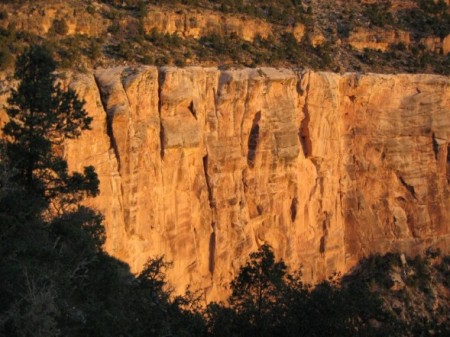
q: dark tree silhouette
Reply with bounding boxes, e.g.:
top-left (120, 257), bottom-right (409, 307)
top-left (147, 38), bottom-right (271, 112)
top-left (2, 45), bottom-right (98, 217)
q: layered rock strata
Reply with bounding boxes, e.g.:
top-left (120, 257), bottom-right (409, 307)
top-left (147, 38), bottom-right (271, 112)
top-left (17, 67), bottom-right (450, 300)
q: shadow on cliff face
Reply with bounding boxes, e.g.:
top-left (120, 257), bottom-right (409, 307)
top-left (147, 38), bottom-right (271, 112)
top-left (205, 245), bottom-right (450, 337)
top-left (447, 144), bottom-right (450, 184)
top-left (0, 133), bottom-right (205, 336)
top-left (0, 227), bottom-right (207, 337)
top-left (341, 249), bottom-right (450, 335)
top-left (247, 111), bottom-right (261, 168)
top-left (2, 220), bottom-right (449, 337)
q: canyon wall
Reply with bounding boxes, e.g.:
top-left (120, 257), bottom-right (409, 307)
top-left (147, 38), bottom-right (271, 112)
top-left (24, 67), bottom-right (450, 300)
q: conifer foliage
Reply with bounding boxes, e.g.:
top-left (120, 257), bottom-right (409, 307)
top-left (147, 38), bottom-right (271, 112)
top-left (0, 45), bottom-right (103, 336)
top-left (0, 46), bottom-right (206, 337)
top-left (3, 45), bottom-right (98, 216)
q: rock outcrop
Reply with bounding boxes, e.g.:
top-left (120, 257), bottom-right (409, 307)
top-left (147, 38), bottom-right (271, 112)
top-left (0, 2), bottom-right (107, 37)
top-left (142, 7), bottom-right (275, 41)
top-left (4, 67), bottom-right (449, 301)
top-left (0, 2), bottom-right (304, 43)
top-left (348, 28), bottom-right (411, 52)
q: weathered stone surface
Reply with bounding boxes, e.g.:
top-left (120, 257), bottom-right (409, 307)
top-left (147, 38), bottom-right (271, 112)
top-left (143, 7), bottom-right (274, 42)
top-left (141, 6), bottom-right (307, 43)
top-left (443, 34), bottom-right (450, 55)
top-left (3, 67), bottom-right (449, 301)
top-left (0, 2), bottom-right (107, 36)
top-left (348, 28), bottom-right (411, 51)
top-left (420, 35), bottom-right (450, 55)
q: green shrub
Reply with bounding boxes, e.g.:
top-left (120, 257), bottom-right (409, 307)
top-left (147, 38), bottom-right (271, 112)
top-left (89, 39), bottom-right (102, 61)
top-left (392, 42), bottom-right (407, 51)
top-left (117, 41), bottom-right (134, 60)
top-left (364, 3), bottom-right (394, 27)
top-left (155, 54), bottom-right (169, 65)
top-left (51, 18), bottom-right (69, 36)
top-left (0, 47), bottom-right (14, 70)
top-left (86, 5), bottom-right (96, 15)
top-left (418, 0), bottom-right (448, 14)
top-left (141, 54), bottom-right (154, 65)
top-left (107, 22), bottom-right (120, 34)
top-left (137, 0), bottom-right (148, 18)
top-left (337, 22), bottom-right (351, 38)
top-left (174, 56), bottom-right (186, 67)
top-left (0, 10), bottom-right (8, 20)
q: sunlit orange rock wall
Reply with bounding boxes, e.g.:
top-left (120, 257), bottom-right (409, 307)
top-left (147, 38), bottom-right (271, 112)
top-left (62, 67), bottom-right (450, 300)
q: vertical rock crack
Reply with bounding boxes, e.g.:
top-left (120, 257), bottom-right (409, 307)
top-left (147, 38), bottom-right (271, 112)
top-left (247, 111), bottom-right (261, 168)
top-left (93, 73), bottom-right (122, 172)
top-left (157, 68), bottom-right (165, 159)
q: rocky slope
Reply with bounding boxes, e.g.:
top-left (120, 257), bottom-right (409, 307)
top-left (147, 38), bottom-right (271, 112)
top-left (29, 66), bottom-right (448, 301)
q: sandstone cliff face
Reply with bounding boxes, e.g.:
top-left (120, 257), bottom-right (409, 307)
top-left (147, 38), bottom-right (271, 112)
top-left (142, 7), bottom-right (276, 41)
top-left (0, 2), bottom-right (107, 37)
top-left (348, 28), bottom-right (450, 56)
top-left (141, 6), bottom-right (308, 43)
top-left (0, 2), bottom-right (304, 44)
top-left (16, 68), bottom-right (450, 300)
top-left (348, 28), bottom-right (411, 52)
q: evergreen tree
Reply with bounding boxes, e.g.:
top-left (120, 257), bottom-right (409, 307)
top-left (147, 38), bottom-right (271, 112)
top-left (210, 244), bottom-right (291, 337)
top-left (0, 46), bottom-right (207, 337)
top-left (229, 244), bottom-right (287, 317)
top-left (2, 45), bottom-right (98, 218)
top-left (0, 46), bottom-right (101, 336)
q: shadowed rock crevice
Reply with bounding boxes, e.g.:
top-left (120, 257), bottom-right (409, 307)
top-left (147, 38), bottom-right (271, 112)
top-left (432, 133), bottom-right (439, 160)
top-left (319, 214), bottom-right (330, 255)
top-left (209, 223), bottom-right (216, 276)
top-left (247, 111), bottom-right (261, 168)
top-left (290, 197), bottom-right (298, 222)
top-left (106, 116), bottom-right (122, 172)
top-left (447, 144), bottom-right (450, 164)
top-left (447, 144), bottom-right (450, 184)
top-left (399, 175), bottom-right (416, 198)
top-left (257, 205), bottom-right (263, 215)
top-left (319, 236), bottom-right (326, 255)
top-left (203, 126), bottom-right (216, 277)
top-left (203, 155), bottom-right (214, 207)
top-left (188, 100), bottom-right (197, 119)
top-left (159, 124), bottom-right (165, 159)
top-left (158, 68), bottom-right (166, 159)
top-left (94, 74), bottom-right (122, 171)
top-left (298, 73), bottom-right (312, 158)
top-left (299, 106), bottom-right (312, 158)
